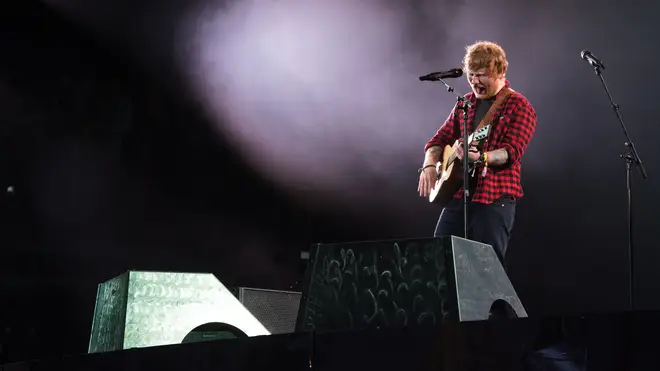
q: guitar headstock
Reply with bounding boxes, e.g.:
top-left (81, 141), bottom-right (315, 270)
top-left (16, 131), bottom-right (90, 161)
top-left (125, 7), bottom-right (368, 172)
top-left (473, 125), bottom-right (490, 141)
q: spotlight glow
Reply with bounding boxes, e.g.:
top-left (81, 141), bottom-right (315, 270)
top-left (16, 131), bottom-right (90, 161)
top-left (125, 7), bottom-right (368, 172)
top-left (178, 0), bottom-right (452, 210)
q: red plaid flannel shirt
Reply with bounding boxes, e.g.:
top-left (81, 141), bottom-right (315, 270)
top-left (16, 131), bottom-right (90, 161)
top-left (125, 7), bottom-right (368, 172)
top-left (424, 80), bottom-right (537, 204)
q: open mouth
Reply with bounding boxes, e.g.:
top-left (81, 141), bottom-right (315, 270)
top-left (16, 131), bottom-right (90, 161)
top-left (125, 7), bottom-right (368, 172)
top-left (474, 86), bottom-right (487, 95)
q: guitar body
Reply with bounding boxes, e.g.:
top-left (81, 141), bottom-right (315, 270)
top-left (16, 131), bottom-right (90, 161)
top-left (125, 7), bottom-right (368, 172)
top-left (428, 142), bottom-right (465, 207)
top-left (428, 125), bottom-right (491, 206)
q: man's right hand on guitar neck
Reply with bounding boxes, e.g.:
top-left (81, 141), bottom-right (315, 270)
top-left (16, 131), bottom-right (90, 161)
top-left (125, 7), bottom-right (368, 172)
top-left (455, 142), bottom-right (481, 163)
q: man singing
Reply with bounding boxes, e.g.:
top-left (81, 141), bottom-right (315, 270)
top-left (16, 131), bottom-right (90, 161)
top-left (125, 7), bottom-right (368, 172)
top-left (417, 41), bottom-right (537, 269)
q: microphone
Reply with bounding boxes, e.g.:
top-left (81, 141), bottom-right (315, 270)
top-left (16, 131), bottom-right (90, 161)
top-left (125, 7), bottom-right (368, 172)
top-left (419, 68), bottom-right (463, 81)
top-left (581, 50), bottom-right (605, 70)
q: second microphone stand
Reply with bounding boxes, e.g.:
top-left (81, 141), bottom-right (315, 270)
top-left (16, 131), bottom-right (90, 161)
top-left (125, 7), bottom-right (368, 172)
top-left (439, 78), bottom-right (473, 239)
top-left (588, 63), bottom-right (647, 311)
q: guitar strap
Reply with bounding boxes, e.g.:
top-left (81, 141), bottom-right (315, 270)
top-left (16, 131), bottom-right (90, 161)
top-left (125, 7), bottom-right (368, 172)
top-left (472, 87), bottom-right (514, 135)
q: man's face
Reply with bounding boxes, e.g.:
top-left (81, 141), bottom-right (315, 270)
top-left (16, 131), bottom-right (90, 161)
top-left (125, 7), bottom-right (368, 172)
top-left (467, 68), bottom-right (505, 99)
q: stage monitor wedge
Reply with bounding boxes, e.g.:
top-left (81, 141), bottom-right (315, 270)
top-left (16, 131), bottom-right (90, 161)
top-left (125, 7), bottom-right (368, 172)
top-left (296, 236), bottom-right (527, 333)
top-left (88, 271), bottom-right (270, 353)
top-left (232, 287), bottom-right (301, 335)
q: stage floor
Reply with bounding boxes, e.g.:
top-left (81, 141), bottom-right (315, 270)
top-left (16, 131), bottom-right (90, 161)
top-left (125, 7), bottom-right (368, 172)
top-left (2, 310), bottom-right (659, 371)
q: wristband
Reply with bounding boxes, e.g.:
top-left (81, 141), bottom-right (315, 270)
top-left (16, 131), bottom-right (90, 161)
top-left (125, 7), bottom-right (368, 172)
top-left (418, 164), bottom-right (435, 173)
top-left (481, 152), bottom-right (489, 177)
top-left (478, 152), bottom-right (486, 163)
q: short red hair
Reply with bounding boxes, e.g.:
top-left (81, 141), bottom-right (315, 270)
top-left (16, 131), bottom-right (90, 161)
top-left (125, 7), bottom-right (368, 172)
top-left (462, 41), bottom-right (508, 75)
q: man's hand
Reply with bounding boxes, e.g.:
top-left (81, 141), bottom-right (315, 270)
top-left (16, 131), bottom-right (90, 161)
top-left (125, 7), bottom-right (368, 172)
top-left (418, 165), bottom-right (438, 197)
top-left (455, 142), bottom-right (480, 163)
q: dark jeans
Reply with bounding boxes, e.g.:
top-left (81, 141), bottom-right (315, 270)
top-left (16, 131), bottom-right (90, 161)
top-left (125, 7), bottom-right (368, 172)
top-left (434, 197), bottom-right (516, 269)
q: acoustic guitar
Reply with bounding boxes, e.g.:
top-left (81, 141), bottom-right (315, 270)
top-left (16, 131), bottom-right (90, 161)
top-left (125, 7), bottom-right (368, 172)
top-left (428, 125), bottom-right (490, 206)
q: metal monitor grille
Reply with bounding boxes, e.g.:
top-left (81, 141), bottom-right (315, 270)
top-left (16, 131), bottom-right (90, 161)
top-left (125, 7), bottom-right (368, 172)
top-left (238, 288), bottom-right (301, 335)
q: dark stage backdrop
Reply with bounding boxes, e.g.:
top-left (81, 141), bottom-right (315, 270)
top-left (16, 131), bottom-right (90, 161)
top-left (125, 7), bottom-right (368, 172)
top-left (1, 0), bottom-right (659, 364)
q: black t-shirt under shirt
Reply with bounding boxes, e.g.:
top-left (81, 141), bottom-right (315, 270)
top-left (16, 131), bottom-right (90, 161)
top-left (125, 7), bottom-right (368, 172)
top-left (472, 97), bottom-right (495, 132)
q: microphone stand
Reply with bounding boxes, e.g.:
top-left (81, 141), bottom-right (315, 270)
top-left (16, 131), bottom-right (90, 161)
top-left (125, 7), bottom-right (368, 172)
top-left (588, 63), bottom-right (648, 311)
top-left (438, 78), bottom-right (473, 240)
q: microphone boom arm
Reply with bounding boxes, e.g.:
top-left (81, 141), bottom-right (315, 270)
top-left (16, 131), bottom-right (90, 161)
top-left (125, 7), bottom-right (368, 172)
top-left (437, 78), bottom-right (473, 107)
top-left (592, 65), bottom-right (646, 179)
